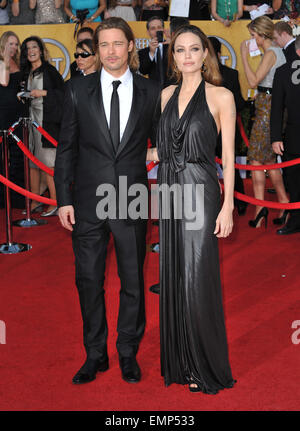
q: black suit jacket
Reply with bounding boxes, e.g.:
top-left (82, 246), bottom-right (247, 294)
top-left (270, 60), bottom-right (300, 155)
top-left (138, 44), bottom-right (169, 87)
top-left (219, 64), bottom-right (245, 113)
top-left (283, 40), bottom-right (298, 64)
top-left (54, 71), bottom-right (160, 223)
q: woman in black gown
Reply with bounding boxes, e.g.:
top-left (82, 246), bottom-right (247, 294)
top-left (0, 31), bottom-right (24, 209)
top-left (147, 25), bottom-right (236, 394)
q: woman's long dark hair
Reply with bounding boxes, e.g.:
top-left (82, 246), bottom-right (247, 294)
top-left (168, 25), bottom-right (222, 86)
top-left (20, 36), bottom-right (50, 82)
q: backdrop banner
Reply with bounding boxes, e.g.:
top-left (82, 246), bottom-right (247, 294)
top-left (1, 21), bottom-right (261, 97)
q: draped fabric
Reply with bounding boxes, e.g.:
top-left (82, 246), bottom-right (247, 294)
top-left (157, 80), bottom-right (236, 394)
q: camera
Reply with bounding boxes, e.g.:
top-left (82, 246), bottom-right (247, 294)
top-left (156, 31), bottom-right (164, 43)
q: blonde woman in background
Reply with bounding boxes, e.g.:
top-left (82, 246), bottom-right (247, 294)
top-left (240, 16), bottom-right (289, 228)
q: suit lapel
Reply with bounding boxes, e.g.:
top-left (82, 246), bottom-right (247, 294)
top-left (116, 75), bottom-right (145, 158)
top-left (87, 72), bottom-right (115, 155)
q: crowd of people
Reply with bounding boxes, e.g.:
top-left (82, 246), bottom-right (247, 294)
top-left (0, 8), bottom-right (300, 396)
top-left (0, 1), bottom-right (299, 25)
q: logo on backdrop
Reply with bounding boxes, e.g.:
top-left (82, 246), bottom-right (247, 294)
top-left (135, 36), bottom-right (237, 69)
top-left (42, 38), bottom-right (71, 80)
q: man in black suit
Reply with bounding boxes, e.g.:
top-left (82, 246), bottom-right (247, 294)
top-left (138, 15), bottom-right (169, 88)
top-left (273, 21), bottom-right (297, 63)
top-left (55, 17), bottom-right (160, 384)
top-left (271, 36), bottom-right (300, 235)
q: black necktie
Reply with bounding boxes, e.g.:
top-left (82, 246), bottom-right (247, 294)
top-left (156, 46), bottom-right (164, 87)
top-left (110, 80), bottom-right (121, 152)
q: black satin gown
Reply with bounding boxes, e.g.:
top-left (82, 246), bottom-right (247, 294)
top-left (157, 80), bottom-right (236, 394)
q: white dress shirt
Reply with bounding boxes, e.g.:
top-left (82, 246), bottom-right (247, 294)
top-left (149, 43), bottom-right (163, 62)
top-left (101, 67), bottom-right (133, 142)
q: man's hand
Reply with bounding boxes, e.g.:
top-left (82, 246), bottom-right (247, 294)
top-left (149, 36), bottom-right (159, 56)
top-left (58, 205), bottom-right (75, 231)
top-left (272, 141), bottom-right (284, 156)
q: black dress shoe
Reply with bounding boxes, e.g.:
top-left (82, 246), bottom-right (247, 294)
top-left (277, 225), bottom-right (300, 235)
top-left (72, 357), bottom-right (109, 385)
top-left (149, 283), bottom-right (160, 294)
top-left (119, 357), bottom-right (141, 383)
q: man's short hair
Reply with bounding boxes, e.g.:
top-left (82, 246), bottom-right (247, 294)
top-left (146, 16), bottom-right (164, 30)
top-left (274, 21), bottom-right (293, 36)
top-left (170, 17), bottom-right (190, 35)
top-left (77, 27), bottom-right (94, 39)
top-left (295, 35), bottom-right (300, 51)
top-left (209, 36), bottom-right (221, 56)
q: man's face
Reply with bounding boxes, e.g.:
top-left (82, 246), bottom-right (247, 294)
top-left (98, 28), bottom-right (133, 76)
top-left (148, 19), bottom-right (164, 40)
top-left (273, 31), bottom-right (286, 48)
top-left (77, 31), bottom-right (93, 43)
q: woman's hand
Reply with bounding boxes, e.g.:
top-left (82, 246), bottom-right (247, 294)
top-left (240, 40), bottom-right (249, 57)
top-left (30, 89), bottom-right (47, 98)
top-left (214, 205), bottom-right (233, 238)
top-left (3, 42), bottom-right (11, 64)
top-left (223, 19), bottom-right (231, 27)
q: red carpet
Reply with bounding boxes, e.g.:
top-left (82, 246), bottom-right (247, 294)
top-left (0, 179), bottom-right (299, 411)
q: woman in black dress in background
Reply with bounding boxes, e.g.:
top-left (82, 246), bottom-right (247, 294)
top-left (147, 25), bottom-right (236, 394)
top-left (0, 31), bottom-right (24, 209)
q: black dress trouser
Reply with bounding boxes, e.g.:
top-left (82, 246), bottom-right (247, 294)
top-left (72, 217), bottom-right (147, 361)
top-left (282, 150), bottom-right (300, 227)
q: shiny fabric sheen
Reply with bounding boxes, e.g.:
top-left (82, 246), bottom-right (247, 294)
top-left (157, 80), bottom-right (236, 394)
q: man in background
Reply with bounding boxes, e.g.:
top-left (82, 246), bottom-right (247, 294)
top-left (273, 21), bottom-right (297, 63)
top-left (271, 36), bottom-right (300, 235)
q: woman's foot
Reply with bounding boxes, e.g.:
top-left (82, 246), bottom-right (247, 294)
top-left (41, 206), bottom-right (58, 217)
top-left (189, 382), bottom-right (201, 392)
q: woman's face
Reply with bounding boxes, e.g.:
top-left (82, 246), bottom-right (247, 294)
top-left (75, 45), bottom-right (96, 73)
top-left (26, 40), bottom-right (42, 63)
top-left (173, 32), bottom-right (207, 76)
top-left (249, 30), bottom-right (265, 47)
top-left (7, 36), bottom-right (19, 58)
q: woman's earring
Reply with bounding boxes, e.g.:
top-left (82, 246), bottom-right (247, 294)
top-left (201, 59), bottom-right (207, 73)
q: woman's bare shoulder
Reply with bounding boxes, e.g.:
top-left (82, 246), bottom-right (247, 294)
top-left (205, 82), bottom-right (234, 104)
top-left (161, 84), bottom-right (177, 112)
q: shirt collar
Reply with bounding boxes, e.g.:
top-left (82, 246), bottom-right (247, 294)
top-left (101, 67), bottom-right (132, 90)
top-left (284, 38), bottom-right (296, 50)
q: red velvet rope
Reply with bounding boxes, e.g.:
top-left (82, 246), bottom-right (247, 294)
top-left (237, 113), bottom-right (250, 147)
top-left (10, 133), bottom-right (54, 176)
top-left (0, 174), bottom-right (57, 206)
top-left (32, 122), bottom-right (58, 147)
top-left (215, 156), bottom-right (300, 170)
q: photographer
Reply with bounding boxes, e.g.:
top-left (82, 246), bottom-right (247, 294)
top-left (138, 15), bottom-right (169, 87)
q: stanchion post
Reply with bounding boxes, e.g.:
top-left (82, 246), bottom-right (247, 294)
top-left (0, 130), bottom-right (31, 254)
top-left (12, 117), bottom-right (47, 227)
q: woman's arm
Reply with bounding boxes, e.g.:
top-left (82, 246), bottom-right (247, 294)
top-left (11, 0), bottom-right (19, 16)
top-left (64, 0), bottom-right (78, 21)
top-left (86, 0), bottom-right (106, 22)
top-left (0, 61), bottom-right (10, 87)
top-left (0, 43), bottom-right (11, 87)
top-left (29, 0), bottom-right (36, 9)
top-left (240, 43), bottom-right (276, 88)
top-left (214, 88), bottom-right (235, 238)
top-left (236, 0), bottom-right (244, 19)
